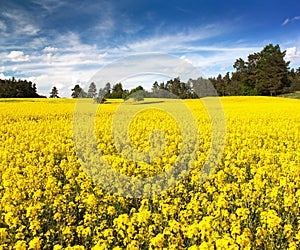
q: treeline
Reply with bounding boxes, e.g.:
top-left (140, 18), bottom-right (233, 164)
top-left (209, 44), bottom-right (300, 96)
top-left (91, 43), bottom-right (300, 99)
top-left (93, 77), bottom-right (215, 102)
top-left (1, 43), bottom-right (299, 99)
top-left (98, 78), bottom-right (196, 100)
top-left (0, 77), bottom-right (45, 98)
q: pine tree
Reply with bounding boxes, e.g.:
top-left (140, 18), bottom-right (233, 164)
top-left (254, 44), bottom-right (291, 95)
top-left (50, 86), bottom-right (59, 98)
top-left (71, 84), bottom-right (85, 98)
top-left (87, 82), bottom-right (97, 98)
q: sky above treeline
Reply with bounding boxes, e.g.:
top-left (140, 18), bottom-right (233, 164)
top-left (0, 0), bottom-right (300, 96)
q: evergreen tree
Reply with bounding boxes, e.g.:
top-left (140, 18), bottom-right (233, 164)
top-left (50, 86), bottom-right (59, 98)
top-left (71, 84), bottom-right (85, 98)
top-left (110, 83), bottom-right (124, 98)
top-left (0, 78), bottom-right (44, 98)
top-left (188, 77), bottom-right (217, 97)
top-left (152, 81), bottom-right (159, 94)
top-left (255, 44), bottom-right (291, 95)
top-left (87, 82), bottom-right (97, 98)
top-left (129, 86), bottom-right (144, 102)
top-left (214, 74), bottom-right (225, 96)
top-left (159, 82), bottom-right (165, 90)
top-left (290, 67), bottom-right (300, 91)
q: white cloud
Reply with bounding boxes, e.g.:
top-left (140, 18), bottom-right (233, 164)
top-left (285, 47), bottom-right (300, 64)
top-left (0, 72), bottom-right (12, 80)
top-left (180, 56), bottom-right (194, 65)
top-left (89, 53), bottom-right (206, 91)
top-left (6, 51), bottom-right (30, 62)
top-left (179, 46), bottom-right (262, 78)
top-left (122, 74), bottom-right (171, 90)
top-left (8, 40), bottom-right (102, 95)
top-left (31, 69), bottom-right (97, 97)
top-left (43, 46), bottom-right (58, 53)
top-left (23, 76), bottom-right (36, 83)
top-left (286, 47), bottom-right (297, 58)
top-left (282, 16), bottom-right (300, 26)
top-left (0, 73), bottom-right (35, 83)
top-left (282, 18), bottom-right (290, 26)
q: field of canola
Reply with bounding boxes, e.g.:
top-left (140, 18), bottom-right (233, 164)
top-left (0, 97), bottom-right (299, 249)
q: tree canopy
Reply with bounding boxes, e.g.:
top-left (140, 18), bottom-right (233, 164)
top-left (87, 82), bottom-right (97, 98)
top-left (0, 78), bottom-right (45, 98)
top-left (210, 44), bottom-right (299, 96)
top-left (49, 86), bottom-right (59, 98)
top-left (71, 84), bottom-right (87, 98)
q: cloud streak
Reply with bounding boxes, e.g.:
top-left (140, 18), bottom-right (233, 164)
top-left (282, 16), bottom-right (300, 26)
top-left (30, 0), bottom-right (66, 13)
top-left (1, 10), bottom-right (40, 36)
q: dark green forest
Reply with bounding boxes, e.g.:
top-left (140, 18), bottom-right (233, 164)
top-left (0, 77), bottom-right (45, 98)
top-left (209, 44), bottom-right (300, 96)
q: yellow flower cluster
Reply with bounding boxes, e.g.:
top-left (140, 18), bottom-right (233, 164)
top-left (0, 97), bottom-right (299, 249)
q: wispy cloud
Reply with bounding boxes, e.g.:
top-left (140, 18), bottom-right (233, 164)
top-left (282, 16), bottom-right (300, 26)
top-left (117, 24), bottom-right (229, 54)
top-left (43, 46), bottom-right (58, 53)
top-left (30, 0), bottom-right (65, 13)
top-left (1, 10), bottom-right (40, 37)
top-left (0, 20), bottom-right (7, 31)
top-left (88, 2), bottom-right (144, 41)
top-left (22, 25), bottom-right (40, 36)
top-left (282, 19), bottom-right (290, 26)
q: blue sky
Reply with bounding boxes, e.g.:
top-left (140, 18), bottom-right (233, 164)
top-left (0, 0), bottom-right (300, 96)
